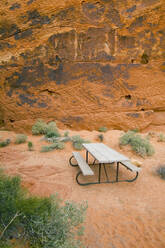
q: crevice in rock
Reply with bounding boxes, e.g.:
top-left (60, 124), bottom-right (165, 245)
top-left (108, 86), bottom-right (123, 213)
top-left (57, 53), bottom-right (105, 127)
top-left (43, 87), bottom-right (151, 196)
top-left (9, 119), bottom-right (15, 123)
top-left (141, 53), bottom-right (149, 64)
top-left (40, 89), bottom-right (57, 96)
top-left (125, 95), bottom-right (131, 100)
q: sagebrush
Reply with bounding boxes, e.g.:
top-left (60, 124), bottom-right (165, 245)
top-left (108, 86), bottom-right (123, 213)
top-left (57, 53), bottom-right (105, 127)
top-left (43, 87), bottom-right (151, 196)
top-left (15, 134), bottom-right (27, 144)
top-left (157, 133), bottom-right (165, 142)
top-left (0, 170), bottom-right (87, 248)
top-left (119, 131), bottom-right (155, 157)
top-left (28, 141), bottom-right (33, 151)
top-left (0, 139), bottom-right (10, 148)
top-left (71, 135), bottom-right (89, 150)
top-left (41, 141), bottom-right (65, 152)
top-left (32, 120), bottom-right (58, 136)
top-left (98, 127), bottom-right (108, 132)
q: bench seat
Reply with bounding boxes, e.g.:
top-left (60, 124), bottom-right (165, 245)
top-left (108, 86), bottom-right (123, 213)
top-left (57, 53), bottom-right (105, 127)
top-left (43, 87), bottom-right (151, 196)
top-left (72, 152), bottom-right (94, 176)
top-left (120, 161), bottom-right (141, 172)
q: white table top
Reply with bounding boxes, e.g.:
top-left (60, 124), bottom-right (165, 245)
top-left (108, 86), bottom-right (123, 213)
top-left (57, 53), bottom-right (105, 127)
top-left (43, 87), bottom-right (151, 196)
top-left (83, 143), bottom-right (130, 163)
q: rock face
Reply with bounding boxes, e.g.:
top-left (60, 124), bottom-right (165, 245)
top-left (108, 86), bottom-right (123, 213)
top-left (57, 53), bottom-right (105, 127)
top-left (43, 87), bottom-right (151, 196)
top-left (0, 0), bottom-right (165, 131)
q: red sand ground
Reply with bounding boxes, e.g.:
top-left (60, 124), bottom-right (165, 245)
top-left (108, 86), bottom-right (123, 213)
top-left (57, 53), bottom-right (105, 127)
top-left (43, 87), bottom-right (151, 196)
top-left (0, 128), bottom-right (165, 248)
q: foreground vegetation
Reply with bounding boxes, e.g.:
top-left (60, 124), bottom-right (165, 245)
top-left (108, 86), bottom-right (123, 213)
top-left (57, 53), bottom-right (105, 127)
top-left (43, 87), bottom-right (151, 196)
top-left (0, 170), bottom-right (87, 248)
top-left (32, 120), bottom-right (90, 151)
top-left (119, 130), bottom-right (155, 157)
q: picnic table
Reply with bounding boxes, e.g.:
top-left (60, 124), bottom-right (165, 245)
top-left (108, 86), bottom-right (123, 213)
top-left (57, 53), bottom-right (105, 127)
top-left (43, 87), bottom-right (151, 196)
top-left (69, 143), bottom-right (141, 186)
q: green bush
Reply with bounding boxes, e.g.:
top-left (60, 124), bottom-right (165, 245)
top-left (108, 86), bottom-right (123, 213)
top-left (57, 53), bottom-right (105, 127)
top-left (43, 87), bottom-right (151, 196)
top-left (71, 135), bottom-right (89, 150)
top-left (0, 170), bottom-right (87, 248)
top-left (32, 120), bottom-right (61, 139)
top-left (0, 241), bottom-right (13, 248)
top-left (41, 142), bottom-right (65, 152)
top-left (157, 166), bottom-right (165, 180)
top-left (45, 129), bottom-right (61, 138)
top-left (15, 134), bottom-right (27, 144)
top-left (0, 139), bottom-right (10, 148)
top-left (119, 131), bottom-right (155, 157)
top-left (46, 121), bottom-right (58, 133)
top-left (157, 133), bottom-right (165, 142)
top-left (32, 119), bottom-right (48, 135)
top-left (28, 141), bottom-right (33, 151)
top-left (64, 131), bottom-right (69, 137)
top-left (98, 126), bottom-right (108, 132)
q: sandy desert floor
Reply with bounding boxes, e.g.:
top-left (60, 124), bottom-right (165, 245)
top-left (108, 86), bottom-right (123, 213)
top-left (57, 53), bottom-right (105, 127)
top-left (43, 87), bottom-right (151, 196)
top-left (0, 127), bottom-right (165, 248)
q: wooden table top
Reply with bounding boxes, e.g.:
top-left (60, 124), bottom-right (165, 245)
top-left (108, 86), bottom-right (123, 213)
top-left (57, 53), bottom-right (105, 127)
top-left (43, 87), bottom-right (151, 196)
top-left (82, 143), bottom-right (130, 163)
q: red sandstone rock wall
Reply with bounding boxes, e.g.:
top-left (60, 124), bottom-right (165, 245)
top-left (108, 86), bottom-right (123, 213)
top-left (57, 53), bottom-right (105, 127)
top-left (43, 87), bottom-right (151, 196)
top-left (0, 0), bottom-right (165, 131)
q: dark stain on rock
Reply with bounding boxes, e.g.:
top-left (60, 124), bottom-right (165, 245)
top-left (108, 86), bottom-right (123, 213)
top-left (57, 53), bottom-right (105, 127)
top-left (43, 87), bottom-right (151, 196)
top-left (144, 110), bottom-right (153, 116)
top-left (123, 82), bottom-right (137, 90)
top-left (27, 9), bottom-right (51, 26)
top-left (5, 60), bottom-right (45, 91)
top-left (9, 3), bottom-right (21, 10)
top-left (160, 62), bottom-right (165, 72)
top-left (48, 55), bottom-right (62, 66)
top-left (126, 5), bottom-right (136, 13)
top-left (0, 42), bottom-right (14, 50)
top-left (0, 21), bottom-right (19, 39)
top-left (106, 7), bottom-right (122, 27)
top-left (77, 27), bottom-right (115, 61)
top-left (27, 0), bottom-right (35, 5)
top-left (37, 102), bottom-right (47, 108)
top-left (70, 63), bottom-right (139, 85)
top-left (19, 94), bottom-right (37, 106)
top-left (14, 29), bottom-right (33, 40)
top-left (108, 29), bottom-right (115, 55)
top-left (48, 64), bottom-right (64, 84)
top-left (127, 113), bottom-right (140, 118)
top-left (55, 6), bottom-right (76, 22)
top-left (9, 63), bottom-right (18, 67)
top-left (82, 1), bottom-right (105, 21)
top-left (48, 30), bottom-right (76, 61)
top-left (118, 35), bottom-right (135, 49)
top-left (136, 98), bottom-right (149, 107)
top-left (129, 16), bottom-right (146, 32)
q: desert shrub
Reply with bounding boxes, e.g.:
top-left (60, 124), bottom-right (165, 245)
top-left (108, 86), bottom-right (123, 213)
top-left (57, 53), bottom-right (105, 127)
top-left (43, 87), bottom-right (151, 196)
top-left (98, 126), bottom-right (108, 132)
top-left (98, 134), bottom-right (104, 142)
top-left (71, 135), bottom-right (89, 150)
top-left (157, 133), bottom-right (165, 142)
top-left (0, 241), bottom-right (13, 248)
top-left (157, 166), bottom-right (165, 180)
top-left (119, 131), bottom-right (155, 157)
top-left (45, 129), bottom-right (61, 138)
top-left (41, 142), bottom-right (65, 152)
top-left (62, 136), bottom-right (71, 142)
top-left (32, 119), bottom-right (48, 135)
top-left (28, 141), bottom-right (33, 151)
top-left (131, 128), bottom-right (139, 133)
top-left (0, 139), bottom-right (10, 148)
top-left (46, 121), bottom-right (57, 133)
top-left (15, 134), bottom-right (27, 144)
top-left (64, 131), bottom-right (69, 137)
top-left (0, 170), bottom-right (87, 248)
top-left (46, 136), bottom-right (71, 143)
top-left (32, 120), bottom-right (61, 138)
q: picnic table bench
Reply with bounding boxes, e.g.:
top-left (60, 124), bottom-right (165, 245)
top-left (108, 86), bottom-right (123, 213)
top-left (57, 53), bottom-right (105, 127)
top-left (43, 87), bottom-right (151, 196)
top-left (69, 143), bottom-right (141, 186)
